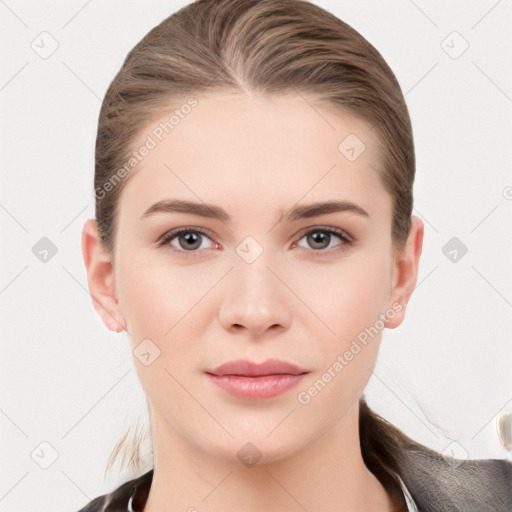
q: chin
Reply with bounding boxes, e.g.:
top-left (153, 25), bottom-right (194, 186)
top-left (199, 429), bottom-right (308, 469)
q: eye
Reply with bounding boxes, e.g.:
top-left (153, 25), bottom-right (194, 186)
top-left (295, 226), bottom-right (353, 255)
top-left (157, 225), bottom-right (354, 256)
top-left (156, 227), bottom-right (219, 255)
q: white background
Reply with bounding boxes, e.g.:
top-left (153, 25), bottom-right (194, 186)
top-left (0, 1), bottom-right (511, 511)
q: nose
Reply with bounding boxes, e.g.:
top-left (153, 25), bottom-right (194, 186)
top-left (218, 253), bottom-right (292, 338)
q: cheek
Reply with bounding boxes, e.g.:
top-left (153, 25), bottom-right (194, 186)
top-left (116, 258), bottom-right (207, 402)
top-left (116, 254), bottom-right (219, 380)
top-left (295, 262), bottom-right (387, 417)
top-left (303, 254), bottom-right (391, 343)
top-left (117, 254), bottom-right (205, 337)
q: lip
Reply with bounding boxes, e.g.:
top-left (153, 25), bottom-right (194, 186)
top-left (205, 359), bottom-right (310, 400)
top-left (207, 358), bottom-right (309, 377)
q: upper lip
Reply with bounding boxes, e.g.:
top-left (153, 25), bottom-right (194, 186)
top-left (206, 359), bottom-right (309, 377)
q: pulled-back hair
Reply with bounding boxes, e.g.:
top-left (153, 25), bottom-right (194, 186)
top-left (94, 0), bottom-right (488, 508)
top-left (95, 0), bottom-right (414, 258)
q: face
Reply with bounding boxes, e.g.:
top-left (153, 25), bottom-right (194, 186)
top-left (104, 93), bottom-right (415, 465)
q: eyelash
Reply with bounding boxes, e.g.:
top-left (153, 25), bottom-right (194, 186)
top-left (156, 225), bottom-right (354, 257)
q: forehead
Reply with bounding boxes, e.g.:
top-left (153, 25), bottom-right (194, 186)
top-left (119, 92), bottom-right (390, 222)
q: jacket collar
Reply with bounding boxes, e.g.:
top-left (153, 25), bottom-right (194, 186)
top-left (126, 468), bottom-right (420, 511)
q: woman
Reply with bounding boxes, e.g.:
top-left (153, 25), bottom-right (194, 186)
top-left (78, 0), bottom-right (512, 510)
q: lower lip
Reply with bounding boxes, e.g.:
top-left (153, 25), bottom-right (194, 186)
top-left (206, 373), bottom-right (307, 400)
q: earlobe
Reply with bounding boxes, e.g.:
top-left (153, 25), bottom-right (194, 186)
top-left (385, 216), bottom-right (424, 329)
top-left (81, 219), bottom-right (127, 333)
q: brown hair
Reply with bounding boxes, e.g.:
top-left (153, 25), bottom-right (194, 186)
top-left (97, 0), bottom-right (419, 499)
top-left (95, 0), bottom-right (414, 257)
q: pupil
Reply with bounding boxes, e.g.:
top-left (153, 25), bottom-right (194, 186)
top-left (309, 232), bottom-right (328, 249)
top-left (180, 232), bottom-right (200, 250)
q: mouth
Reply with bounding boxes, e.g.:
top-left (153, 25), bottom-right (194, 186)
top-left (205, 359), bottom-right (310, 400)
top-left (206, 358), bottom-right (309, 377)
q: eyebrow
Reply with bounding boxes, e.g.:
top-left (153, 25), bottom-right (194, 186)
top-left (140, 198), bottom-right (370, 225)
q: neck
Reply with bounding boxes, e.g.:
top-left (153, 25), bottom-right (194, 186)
top-left (143, 400), bottom-right (404, 512)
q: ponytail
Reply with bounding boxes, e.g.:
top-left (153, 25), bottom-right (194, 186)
top-left (359, 394), bottom-right (512, 511)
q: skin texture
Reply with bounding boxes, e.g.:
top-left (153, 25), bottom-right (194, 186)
top-left (82, 92), bottom-right (423, 511)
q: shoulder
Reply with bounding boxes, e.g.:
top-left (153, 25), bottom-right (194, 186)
top-left (75, 469), bottom-right (153, 512)
top-left (401, 445), bottom-right (512, 512)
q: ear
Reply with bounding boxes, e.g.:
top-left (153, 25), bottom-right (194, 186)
top-left (385, 215), bottom-right (424, 329)
top-left (81, 219), bottom-right (127, 333)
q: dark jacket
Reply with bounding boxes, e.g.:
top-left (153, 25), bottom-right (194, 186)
top-left (76, 455), bottom-right (512, 512)
top-left (76, 468), bottom-right (151, 512)
top-left (357, 397), bottom-right (512, 511)
top-left (77, 398), bottom-right (512, 511)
